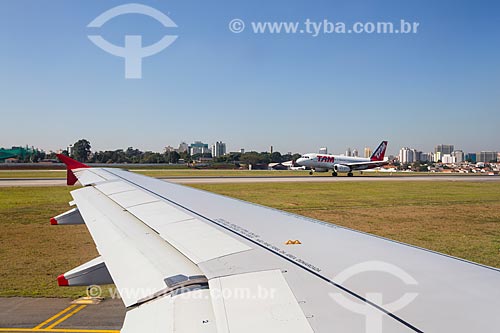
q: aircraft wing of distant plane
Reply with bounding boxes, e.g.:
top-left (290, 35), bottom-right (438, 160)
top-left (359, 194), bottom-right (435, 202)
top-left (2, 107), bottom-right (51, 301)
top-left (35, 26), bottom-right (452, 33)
top-left (340, 160), bottom-right (389, 170)
top-left (53, 154), bottom-right (500, 333)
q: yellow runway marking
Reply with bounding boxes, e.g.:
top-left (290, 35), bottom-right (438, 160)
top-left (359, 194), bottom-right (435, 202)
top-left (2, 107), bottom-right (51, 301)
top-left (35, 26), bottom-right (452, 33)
top-left (33, 304), bottom-right (78, 329)
top-left (0, 328), bottom-right (119, 332)
top-left (45, 305), bottom-right (87, 329)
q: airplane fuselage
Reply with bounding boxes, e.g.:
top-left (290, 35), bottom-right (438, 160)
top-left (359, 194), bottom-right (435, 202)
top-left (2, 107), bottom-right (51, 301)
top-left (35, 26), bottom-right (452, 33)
top-left (297, 154), bottom-right (374, 172)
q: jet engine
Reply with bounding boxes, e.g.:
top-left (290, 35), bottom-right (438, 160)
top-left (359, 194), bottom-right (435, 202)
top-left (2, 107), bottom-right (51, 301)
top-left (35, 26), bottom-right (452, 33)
top-left (334, 165), bottom-right (351, 173)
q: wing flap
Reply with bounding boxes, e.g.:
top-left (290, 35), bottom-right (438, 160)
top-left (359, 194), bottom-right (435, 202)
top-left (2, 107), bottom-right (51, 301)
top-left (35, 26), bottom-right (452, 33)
top-left (121, 289), bottom-right (216, 333)
top-left (209, 269), bottom-right (313, 333)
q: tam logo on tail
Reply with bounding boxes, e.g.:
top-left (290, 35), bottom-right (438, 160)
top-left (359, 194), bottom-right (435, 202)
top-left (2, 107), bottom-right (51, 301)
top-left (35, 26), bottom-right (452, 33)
top-left (370, 141), bottom-right (388, 161)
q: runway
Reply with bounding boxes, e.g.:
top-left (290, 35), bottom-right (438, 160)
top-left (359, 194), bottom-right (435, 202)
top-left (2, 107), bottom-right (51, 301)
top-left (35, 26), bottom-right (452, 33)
top-left (0, 175), bottom-right (499, 186)
top-left (0, 297), bottom-right (124, 332)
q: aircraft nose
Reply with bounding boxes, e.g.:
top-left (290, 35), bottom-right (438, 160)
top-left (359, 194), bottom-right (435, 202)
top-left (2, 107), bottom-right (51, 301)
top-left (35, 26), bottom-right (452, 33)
top-left (296, 158), bottom-right (304, 165)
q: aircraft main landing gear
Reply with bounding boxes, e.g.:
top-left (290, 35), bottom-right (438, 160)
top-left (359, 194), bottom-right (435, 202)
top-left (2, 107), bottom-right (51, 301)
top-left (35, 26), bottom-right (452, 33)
top-left (309, 171), bottom-right (314, 175)
top-left (347, 172), bottom-right (354, 177)
top-left (331, 172), bottom-right (338, 177)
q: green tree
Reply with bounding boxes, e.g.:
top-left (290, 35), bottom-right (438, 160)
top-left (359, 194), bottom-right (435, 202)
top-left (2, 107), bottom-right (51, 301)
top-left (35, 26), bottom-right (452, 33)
top-left (240, 152), bottom-right (270, 166)
top-left (165, 151), bottom-right (180, 164)
top-left (72, 139), bottom-right (91, 162)
top-left (270, 152), bottom-right (283, 163)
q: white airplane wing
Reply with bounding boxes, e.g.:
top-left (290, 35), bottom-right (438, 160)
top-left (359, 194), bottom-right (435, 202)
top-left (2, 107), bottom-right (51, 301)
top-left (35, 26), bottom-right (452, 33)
top-left (53, 155), bottom-right (500, 333)
top-left (343, 160), bottom-right (389, 170)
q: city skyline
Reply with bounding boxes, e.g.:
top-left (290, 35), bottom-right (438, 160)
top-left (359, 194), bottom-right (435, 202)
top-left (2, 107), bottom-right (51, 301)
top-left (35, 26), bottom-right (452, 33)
top-left (3, 139), bottom-right (497, 160)
top-left (1, 1), bottom-right (499, 154)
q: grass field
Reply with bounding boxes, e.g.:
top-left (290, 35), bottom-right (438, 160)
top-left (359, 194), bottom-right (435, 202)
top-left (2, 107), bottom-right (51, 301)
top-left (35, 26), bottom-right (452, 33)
top-left (1, 181), bottom-right (499, 298)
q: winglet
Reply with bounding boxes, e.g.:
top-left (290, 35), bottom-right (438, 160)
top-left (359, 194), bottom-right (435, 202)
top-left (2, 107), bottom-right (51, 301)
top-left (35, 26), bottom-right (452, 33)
top-left (56, 154), bottom-right (89, 185)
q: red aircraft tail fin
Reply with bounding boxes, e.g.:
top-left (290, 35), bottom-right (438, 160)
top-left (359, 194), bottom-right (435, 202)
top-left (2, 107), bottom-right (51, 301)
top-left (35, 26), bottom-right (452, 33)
top-left (370, 141), bottom-right (388, 161)
top-left (56, 154), bottom-right (89, 185)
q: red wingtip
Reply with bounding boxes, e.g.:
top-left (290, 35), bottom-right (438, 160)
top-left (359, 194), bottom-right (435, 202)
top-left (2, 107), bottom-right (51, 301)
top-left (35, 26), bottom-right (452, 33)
top-left (56, 154), bottom-right (89, 170)
top-left (57, 274), bottom-right (69, 286)
top-left (50, 217), bottom-right (58, 225)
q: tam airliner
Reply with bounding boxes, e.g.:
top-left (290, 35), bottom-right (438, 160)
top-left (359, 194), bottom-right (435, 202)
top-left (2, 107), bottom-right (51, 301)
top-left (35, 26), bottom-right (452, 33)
top-left (296, 141), bottom-right (389, 176)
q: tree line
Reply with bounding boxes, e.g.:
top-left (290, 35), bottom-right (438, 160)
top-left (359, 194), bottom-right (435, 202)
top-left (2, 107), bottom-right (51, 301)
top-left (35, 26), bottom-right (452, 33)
top-left (67, 139), bottom-right (301, 165)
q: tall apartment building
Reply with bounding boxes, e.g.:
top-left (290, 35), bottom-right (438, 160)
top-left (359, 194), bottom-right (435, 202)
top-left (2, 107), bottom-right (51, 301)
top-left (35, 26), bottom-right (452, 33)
top-left (364, 147), bottom-right (372, 158)
top-left (453, 150), bottom-right (464, 163)
top-left (477, 151), bottom-right (498, 163)
top-left (177, 142), bottom-right (188, 153)
top-left (211, 141), bottom-right (227, 158)
top-left (189, 141), bottom-right (210, 155)
top-left (399, 147), bottom-right (414, 164)
top-left (435, 144), bottom-right (454, 155)
top-left (420, 153), bottom-right (432, 162)
top-left (466, 153), bottom-right (477, 163)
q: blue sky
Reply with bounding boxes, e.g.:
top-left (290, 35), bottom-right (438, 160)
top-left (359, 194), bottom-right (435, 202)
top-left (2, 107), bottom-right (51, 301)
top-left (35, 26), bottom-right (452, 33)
top-left (1, 0), bottom-right (499, 155)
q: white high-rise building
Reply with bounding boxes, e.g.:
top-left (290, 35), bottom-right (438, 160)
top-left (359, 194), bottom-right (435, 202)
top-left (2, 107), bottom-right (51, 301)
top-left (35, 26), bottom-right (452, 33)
top-left (352, 149), bottom-right (359, 157)
top-left (211, 141), bottom-right (227, 158)
top-left (399, 147), bottom-right (414, 164)
top-left (364, 147), bottom-right (372, 158)
top-left (453, 150), bottom-right (464, 163)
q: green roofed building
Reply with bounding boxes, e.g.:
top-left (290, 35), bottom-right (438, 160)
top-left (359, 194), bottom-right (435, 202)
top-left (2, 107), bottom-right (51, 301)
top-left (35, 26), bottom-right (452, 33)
top-left (0, 147), bottom-right (35, 162)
